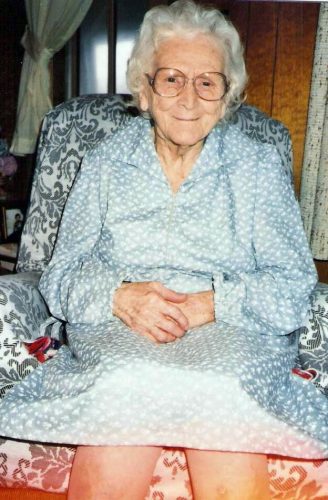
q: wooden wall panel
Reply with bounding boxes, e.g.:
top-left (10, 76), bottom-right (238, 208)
top-left (245, 3), bottom-right (279, 116)
top-left (272, 3), bottom-right (319, 196)
top-left (228, 3), bottom-right (250, 49)
top-left (197, 1), bottom-right (250, 48)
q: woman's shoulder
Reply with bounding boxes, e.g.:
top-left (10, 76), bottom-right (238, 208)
top-left (84, 116), bottom-right (149, 163)
top-left (218, 122), bottom-right (281, 166)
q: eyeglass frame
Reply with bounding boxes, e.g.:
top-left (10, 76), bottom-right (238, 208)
top-left (145, 67), bottom-right (230, 102)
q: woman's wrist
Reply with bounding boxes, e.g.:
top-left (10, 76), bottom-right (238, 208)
top-left (178, 290), bottom-right (214, 328)
top-left (199, 290), bottom-right (215, 324)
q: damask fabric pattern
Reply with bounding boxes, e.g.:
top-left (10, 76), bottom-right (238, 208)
top-left (230, 105), bottom-right (293, 184)
top-left (298, 282), bottom-right (328, 397)
top-left (0, 272), bottom-right (48, 398)
top-left (16, 95), bottom-right (131, 272)
top-left (1, 118), bottom-right (328, 457)
top-left (0, 439), bottom-right (74, 491)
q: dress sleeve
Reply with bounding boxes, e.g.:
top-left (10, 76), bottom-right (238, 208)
top-left (212, 146), bottom-right (317, 335)
top-left (39, 149), bottom-right (124, 325)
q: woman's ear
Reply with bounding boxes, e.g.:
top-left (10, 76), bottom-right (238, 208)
top-left (217, 100), bottom-right (228, 122)
top-left (139, 85), bottom-right (150, 113)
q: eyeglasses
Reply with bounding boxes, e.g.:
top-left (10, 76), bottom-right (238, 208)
top-left (145, 67), bottom-right (229, 101)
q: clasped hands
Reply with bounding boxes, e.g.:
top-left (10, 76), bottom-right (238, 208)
top-left (112, 281), bottom-right (214, 343)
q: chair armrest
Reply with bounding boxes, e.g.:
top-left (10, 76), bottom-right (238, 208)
top-left (0, 271), bottom-right (50, 398)
top-left (0, 272), bottom-right (49, 339)
top-left (298, 282), bottom-right (328, 395)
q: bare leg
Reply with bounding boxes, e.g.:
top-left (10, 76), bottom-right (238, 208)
top-left (185, 449), bottom-right (270, 500)
top-left (68, 445), bottom-right (162, 500)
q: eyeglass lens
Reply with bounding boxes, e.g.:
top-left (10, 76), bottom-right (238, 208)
top-left (153, 68), bottom-right (227, 100)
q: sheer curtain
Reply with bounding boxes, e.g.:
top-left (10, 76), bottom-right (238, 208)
top-left (300, 3), bottom-right (328, 260)
top-left (10, 0), bottom-right (92, 156)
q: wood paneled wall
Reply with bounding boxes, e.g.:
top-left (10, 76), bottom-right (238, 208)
top-left (245, 2), bottom-right (319, 198)
top-left (200, 1), bottom-right (320, 198)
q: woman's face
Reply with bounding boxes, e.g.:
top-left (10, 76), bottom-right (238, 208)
top-left (139, 34), bottom-right (227, 149)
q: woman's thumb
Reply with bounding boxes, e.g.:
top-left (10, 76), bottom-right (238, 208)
top-left (159, 285), bottom-right (187, 303)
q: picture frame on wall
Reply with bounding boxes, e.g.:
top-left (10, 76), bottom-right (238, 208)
top-left (0, 205), bottom-right (24, 243)
top-left (0, 202), bottom-right (25, 272)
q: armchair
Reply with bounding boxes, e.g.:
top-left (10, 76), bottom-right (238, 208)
top-left (0, 94), bottom-right (327, 498)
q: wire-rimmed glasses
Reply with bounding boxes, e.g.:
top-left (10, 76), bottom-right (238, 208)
top-left (145, 67), bottom-right (229, 101)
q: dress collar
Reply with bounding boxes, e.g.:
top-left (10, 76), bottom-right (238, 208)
top-left (109, 116), bottom-right (226, 182)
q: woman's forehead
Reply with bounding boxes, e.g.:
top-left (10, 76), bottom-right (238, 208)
top-left (152, 34), bottom-right (225, 74)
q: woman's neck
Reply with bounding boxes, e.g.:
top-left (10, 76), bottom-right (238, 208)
top-left (154, 129), bottom-right (204, 193)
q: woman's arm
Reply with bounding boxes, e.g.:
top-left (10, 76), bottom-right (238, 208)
top-left (212, 146), bottom-right (317, 335)
top-left (39, 148), bottom-right (123, 325)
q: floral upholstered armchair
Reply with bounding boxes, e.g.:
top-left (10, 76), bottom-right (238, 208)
top-left (0, 94), bottom-right (327, 498)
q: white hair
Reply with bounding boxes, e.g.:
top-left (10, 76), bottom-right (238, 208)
top-left (126, 0), bottom-right (247, 119)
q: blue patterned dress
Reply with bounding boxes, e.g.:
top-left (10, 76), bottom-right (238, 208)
top-left (0, 117), bottom-right (328, 457)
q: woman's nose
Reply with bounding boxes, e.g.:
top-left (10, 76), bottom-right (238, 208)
top-left (177, 79), bottom-right (198, 108)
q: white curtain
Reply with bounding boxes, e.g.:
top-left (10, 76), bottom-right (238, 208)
top-left (10, 0), bottom-right (92, 156)
top-left (300, 3), bottom-right (328, 260)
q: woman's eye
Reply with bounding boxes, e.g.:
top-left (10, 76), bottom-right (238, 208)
top-left (201, 80), bottom-right (213, 87)
top-left (167, 77), bottom-right (177, 83)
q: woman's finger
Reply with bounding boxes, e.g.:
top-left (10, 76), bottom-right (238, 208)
top-left (151, 326), bottom-right (177, 343)
top-left (129, 316), bottom-right (177, 343)
top-left (164, 302), bottom-right (189, 331)
top-left (156, 316), bottom-right (186, 338)
top-left (154, 282), bottom-right (187, 303)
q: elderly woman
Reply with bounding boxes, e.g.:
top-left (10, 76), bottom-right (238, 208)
top-left (1, 1), bottom-right (328, 499)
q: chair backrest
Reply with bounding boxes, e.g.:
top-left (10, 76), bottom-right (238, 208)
top-left (16, 94), bottom-right (292, 273)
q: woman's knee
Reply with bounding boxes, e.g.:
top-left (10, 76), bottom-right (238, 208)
top-left (68, 445), bottom-right (162, 500)
top-left (185, 449), bottom-right (270, 500)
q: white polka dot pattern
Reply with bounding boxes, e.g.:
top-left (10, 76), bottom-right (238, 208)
top-left (0, 117), bottom-right (327, 457)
